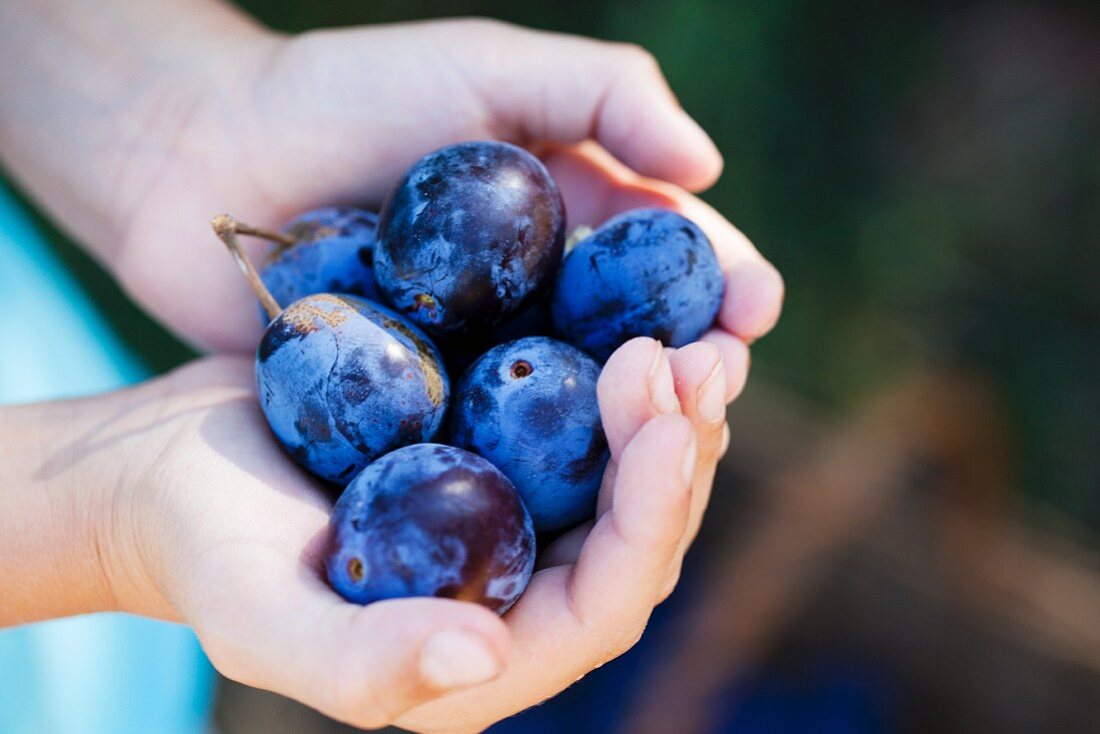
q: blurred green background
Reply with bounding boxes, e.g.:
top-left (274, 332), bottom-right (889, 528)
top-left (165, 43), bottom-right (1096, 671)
top-left (20, 0), bottom-right (1099, 532)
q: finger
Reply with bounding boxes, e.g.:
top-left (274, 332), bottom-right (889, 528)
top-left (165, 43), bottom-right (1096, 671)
top-left (542, 143), bottom-right (784, 341)
top-left (700, 329), bottom-right (751, 403)
top-left (460, 22), bottom-right (722, 191)
top-left (597, 337), bottom-right (680, 460)
top-left (668, 342), bottom-right (727, 464)
top-left (189, 555), bottom-right (509, 730)
top-left (591, 336), bottom-right (680, 528)
top-left (664, 343), bottom-right (727, 578)
top-left (566, 414), bottom-right (696, 633)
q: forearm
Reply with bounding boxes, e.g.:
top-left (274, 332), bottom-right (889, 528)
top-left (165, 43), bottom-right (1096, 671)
top-left (0, 384), bottom-right (171, 626)
top-left (0, 0), bottom-right (267, 262)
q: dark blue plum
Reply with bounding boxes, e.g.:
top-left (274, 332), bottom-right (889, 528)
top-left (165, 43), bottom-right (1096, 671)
top-left (550, 208), bottom-right (725, 361)
top-left (450, 337), bottom-right (608, 532)
top-left (325, 444), bottom-right (536, 613)
top-left (258, 207), bottom-right (379, 323)
top-left (256, 293), bottom-right (448, 483)
top-left (374, 141), bottom-right (565, 336)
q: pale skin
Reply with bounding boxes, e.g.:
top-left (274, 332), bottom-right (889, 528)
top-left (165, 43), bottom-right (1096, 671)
top-left (0, 1), bottom-right (783, 731)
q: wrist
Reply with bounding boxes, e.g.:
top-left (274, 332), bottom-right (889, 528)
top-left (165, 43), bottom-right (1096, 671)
top-left (0, 390), bottom-right (136, 624)
top-left (88, 376), bottom-right (192, 623)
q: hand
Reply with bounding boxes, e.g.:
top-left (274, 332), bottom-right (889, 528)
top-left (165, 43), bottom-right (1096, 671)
top-left (1, 7), bottom-right (779, 729)
top-left (81, 338), bottom-right (727, 732)
top-left (86, 16), bottom-right (782, 377)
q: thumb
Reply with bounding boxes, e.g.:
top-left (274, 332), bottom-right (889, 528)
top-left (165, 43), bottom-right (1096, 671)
top-left (191, 563), bottom-right (510, 729)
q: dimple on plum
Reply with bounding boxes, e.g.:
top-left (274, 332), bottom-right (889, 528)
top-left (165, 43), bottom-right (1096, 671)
top-left (325, 444), bottom-right (536, 613)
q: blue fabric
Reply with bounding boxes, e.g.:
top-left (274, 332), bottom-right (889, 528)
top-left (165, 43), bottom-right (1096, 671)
top-left (0, 183), bottom-right (216, 734)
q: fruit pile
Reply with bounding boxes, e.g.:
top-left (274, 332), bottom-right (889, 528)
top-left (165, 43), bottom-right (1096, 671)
top-left (212, 141), bottom-right (724, 614)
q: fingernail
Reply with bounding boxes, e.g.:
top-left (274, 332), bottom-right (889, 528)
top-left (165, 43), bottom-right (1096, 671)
top-left (698, 362), bottom-right (726, 423)
top-left (647, 346), bottom-right (679, 414)
top-left (420, 629), bottom-right (501, 689)
top-left (681, 433), bottom-right (698, 486)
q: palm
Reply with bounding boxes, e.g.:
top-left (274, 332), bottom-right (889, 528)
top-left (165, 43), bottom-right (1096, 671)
top-left (137, 357), bottom-right (334, 613)
top-left (143, 326), bottom-right (726, 733)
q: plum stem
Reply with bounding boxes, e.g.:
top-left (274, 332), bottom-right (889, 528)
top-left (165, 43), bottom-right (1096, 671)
top-left (211, 214), bottom-right (283, 321)
top-left (232, 221), bottom-right (298, 248)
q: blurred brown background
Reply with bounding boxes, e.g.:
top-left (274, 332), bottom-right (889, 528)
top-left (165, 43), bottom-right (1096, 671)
top-left (24, 0), bottom-right (1100, 732)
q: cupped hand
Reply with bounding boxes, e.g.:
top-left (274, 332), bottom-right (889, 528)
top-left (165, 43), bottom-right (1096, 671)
top-left (95, 16), bottom-right (776, 730)
top-left (101, 334), bottom-right (732, 732)
top-left (109, 17), bottom-right (782, 377)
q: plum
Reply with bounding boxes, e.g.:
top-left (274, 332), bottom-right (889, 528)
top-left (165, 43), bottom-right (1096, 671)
top-left (325, 444), bottom-right (536, 613)
top-left (450, 337), bottom-right (608, 532)
top-left (374, 141), bottom-right (565, 336)
top-left (256, 294), bottom-right (449, 483)
top-left (258, 206), bottom-right (379, 324)
top-left (550, 208), bottom-right (725, 361)
top-left (213, 214), bottom-right (449, 484)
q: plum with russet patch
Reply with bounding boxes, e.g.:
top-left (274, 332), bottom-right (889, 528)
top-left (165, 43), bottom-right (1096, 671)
top-left (213, 215), bottom-right (449, 484)
top-left (374, 141), bottom-right (565, 336)
top-left (450, 337), bottom-right (608, 532)
top-left (256, 294), bottom-right (449, 483)
top-left (550, 208), bottom-right (725, 362)
top-left (325, 444), bottom-right (535, 613)
top-left (255, 206), bottom-right (379, 324)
